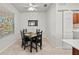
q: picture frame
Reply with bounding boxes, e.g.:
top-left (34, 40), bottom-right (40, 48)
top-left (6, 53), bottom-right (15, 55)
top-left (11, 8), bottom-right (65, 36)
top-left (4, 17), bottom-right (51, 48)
top-left (28, 20), bottom-right (38, 26)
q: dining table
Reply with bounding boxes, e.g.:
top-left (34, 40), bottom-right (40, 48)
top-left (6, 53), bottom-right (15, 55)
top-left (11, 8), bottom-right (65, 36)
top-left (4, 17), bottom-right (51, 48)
top-left (25, 32), bottom-right (37, 37)
top-left (24, 32), bottom-right (37, 52)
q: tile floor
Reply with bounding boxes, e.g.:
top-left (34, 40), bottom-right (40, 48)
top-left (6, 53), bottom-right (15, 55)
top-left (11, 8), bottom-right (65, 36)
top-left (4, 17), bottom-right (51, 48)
top-left (0, 38), bottom-right (72, 55)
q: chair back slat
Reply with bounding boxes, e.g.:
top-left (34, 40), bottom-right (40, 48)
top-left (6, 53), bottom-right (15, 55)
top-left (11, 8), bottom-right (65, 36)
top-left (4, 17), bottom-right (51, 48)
top-left (36, 29), bottom-right (40, 33)
top-left (20, 31), bottom-right (23, 40)
top-left (36, 31), bottom-right (43, 40)
top-left (23, 29), bottom-right (27, 34)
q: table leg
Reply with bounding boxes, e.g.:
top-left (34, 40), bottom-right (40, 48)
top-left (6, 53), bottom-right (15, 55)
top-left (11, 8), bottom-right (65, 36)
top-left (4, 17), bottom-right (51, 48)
top-left (30, 39), bottom-right (32, 52)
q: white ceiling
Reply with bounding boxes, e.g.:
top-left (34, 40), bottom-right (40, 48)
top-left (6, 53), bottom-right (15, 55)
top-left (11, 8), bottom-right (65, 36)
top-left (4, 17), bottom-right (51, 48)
top-left (11, 3), bottom-right (53, 12)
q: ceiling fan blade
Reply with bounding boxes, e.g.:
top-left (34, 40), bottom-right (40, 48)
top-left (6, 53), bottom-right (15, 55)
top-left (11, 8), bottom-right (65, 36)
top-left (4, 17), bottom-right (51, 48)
top-left (17, 3), bottom-right (39, 8)
top-left (17, 5), bottom-right (29, 7)
top-left (29, 3), bottom-right (39, 7)
top-left (32, 5), bottom-right (39, 7)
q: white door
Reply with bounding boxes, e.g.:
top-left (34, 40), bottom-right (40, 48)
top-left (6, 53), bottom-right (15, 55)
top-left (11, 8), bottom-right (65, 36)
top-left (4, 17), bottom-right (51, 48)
top-left (62, 11), bottom-right (73, 49)
top-left (63, 11), bottom-right (73, 39)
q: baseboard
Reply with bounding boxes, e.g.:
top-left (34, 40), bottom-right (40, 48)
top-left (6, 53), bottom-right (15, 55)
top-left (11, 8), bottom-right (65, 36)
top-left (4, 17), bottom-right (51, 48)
top-left (0, 39), bottom-right (17, 53)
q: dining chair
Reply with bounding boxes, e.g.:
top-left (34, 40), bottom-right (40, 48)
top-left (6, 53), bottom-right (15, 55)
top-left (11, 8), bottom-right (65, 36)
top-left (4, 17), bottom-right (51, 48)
top-left (20, 30), bottom-right (25, 48)
top-left (20, 30), bottom-right (30, 50)
top-left (23, 35), bottom-right (30, 50)
top-left (36, 29), bottom-right (40, 33)
top-left (32, 31), bottom-right (43, 52)
top-left (23, 29), bottom-right (27, 34)
top-left (23, 29), bottom-right (31, 47)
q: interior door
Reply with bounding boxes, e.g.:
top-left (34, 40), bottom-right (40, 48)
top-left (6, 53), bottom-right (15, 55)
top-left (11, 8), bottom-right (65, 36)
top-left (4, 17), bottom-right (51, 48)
top-left (63, 11), bottom-right (73, 39)
top-left (62, 11), bottom-right (73, 49)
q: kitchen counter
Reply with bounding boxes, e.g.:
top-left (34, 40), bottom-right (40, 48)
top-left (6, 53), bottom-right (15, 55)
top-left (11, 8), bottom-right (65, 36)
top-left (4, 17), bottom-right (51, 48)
top-left (63, 40), bottom-right (79, 50)
top-left (63, 39), bottom-right (79, 55)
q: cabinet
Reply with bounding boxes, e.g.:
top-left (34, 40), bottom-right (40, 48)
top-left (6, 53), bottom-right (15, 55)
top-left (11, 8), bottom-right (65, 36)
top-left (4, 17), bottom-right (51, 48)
top-left (73, 13), bottom-right (79, 24)
top-left (72, 47), bottom-right (79, 55)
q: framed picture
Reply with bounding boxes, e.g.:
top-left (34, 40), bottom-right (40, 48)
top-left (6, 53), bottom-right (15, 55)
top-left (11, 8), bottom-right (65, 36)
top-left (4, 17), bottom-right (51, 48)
top-left (28, 20), bottom-right (38, 26)
top-left (0, 13), bottom-right (14, 38)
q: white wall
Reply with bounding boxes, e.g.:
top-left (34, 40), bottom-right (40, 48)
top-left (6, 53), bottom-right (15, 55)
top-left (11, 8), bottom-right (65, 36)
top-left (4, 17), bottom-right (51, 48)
top-left (19, 12), bottom-right (47, 38)
top-left (0, 4), bottom-right (20, 52)
top-left (46, 4), bottom-right (56, 47)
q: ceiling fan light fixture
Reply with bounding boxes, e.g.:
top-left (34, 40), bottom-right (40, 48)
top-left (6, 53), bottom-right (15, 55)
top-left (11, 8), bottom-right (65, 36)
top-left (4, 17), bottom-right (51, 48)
top-left (28, 7), bottom-right (37, 11)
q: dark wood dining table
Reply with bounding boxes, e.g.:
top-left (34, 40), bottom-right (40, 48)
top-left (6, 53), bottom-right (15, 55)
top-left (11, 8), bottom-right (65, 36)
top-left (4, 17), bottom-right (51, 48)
top-left (24, 32), bottom-right (37, 52)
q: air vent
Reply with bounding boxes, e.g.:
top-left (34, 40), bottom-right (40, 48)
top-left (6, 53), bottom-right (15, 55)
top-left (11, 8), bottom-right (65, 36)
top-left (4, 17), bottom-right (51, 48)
top-left (44, 4), bottom-right (47, 7)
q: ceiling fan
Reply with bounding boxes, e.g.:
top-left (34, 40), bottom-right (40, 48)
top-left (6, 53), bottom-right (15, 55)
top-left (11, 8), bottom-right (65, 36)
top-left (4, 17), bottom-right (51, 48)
top-left (23, 3), bottom-right (39, 11)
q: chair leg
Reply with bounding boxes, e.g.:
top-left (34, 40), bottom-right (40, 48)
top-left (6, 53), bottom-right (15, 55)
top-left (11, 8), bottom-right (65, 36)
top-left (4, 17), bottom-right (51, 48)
top-left (24, 42), bottom-right (26, 50)
top-left (24, 45), bottom-right (26, 50)
top-left (30, 40), bottom-right (32, 52)
top-left (40, 41), bottom-right (42, 50)
top-left (21, 44), bottom-right (23, 48)
top-left (21, 42), bottom-right (24, 48)
top-left (27, 41), bottom-right (28, 46)
top-left (36, 42), bottom-right (38, 52)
